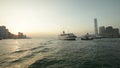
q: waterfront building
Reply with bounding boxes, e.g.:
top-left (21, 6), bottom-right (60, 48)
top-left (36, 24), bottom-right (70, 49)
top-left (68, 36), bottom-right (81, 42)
top-left (99, 26), bottom-right (119, 38)
top-left (99, 26), bottom-right (105, 36)
top-left (0, 25), bottom-right (28, 39)
top-left (18, 32), bottom-right (27, 39)
top-left (0, 26), bottom-right (9, 39)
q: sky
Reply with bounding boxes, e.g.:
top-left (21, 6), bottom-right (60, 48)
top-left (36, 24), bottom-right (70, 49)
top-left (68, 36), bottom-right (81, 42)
top-left (0, 0), bottom-right (120, 37)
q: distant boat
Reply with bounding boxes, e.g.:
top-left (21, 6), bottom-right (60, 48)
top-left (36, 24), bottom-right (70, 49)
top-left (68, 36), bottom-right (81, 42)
top-left (58, 31), bottom-right (77, 40)
top-left (81, 33), bottom-right (93, 40)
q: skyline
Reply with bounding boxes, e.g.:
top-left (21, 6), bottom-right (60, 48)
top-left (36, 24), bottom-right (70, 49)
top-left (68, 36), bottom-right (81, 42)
top-left (0, 0), bottom-right (120, 37)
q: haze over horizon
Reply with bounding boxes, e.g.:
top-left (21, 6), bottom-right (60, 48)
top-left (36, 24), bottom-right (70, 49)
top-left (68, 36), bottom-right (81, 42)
top-left (0, 0), bottom-right (120, 37)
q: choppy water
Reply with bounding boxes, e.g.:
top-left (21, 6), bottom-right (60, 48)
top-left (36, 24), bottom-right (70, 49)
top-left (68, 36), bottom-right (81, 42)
top-left (0, 38), bottom-right (120, 68)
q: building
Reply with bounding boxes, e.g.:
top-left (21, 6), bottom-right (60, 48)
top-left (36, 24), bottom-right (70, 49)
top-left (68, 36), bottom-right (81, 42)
top-left (0, 25), bottom-right (28, 39)
top-left (99, 26), bottom-right (119, 38)
top-left (0, 26), bottom-right (9, 39)
top-left (112, 28), bottom-right (119, 37)
top-left (18, 32), bottom-right (27, 39)
top-left (94, 18), bottom-right (98, 35)
top-left (99, 26), bottom-right (105, 35)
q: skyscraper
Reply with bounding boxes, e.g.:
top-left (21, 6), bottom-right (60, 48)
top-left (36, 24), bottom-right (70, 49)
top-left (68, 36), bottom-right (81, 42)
top-left (94, 18), bottom-right (98, 35)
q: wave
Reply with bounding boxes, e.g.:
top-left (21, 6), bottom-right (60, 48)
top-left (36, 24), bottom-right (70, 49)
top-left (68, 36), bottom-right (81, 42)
top-left (10, 58), bottom-right (23, 63)
top-left (32, 47), bottom-right (51, 55)
top-left (0, 40), bottom-right (55, 68)
top-left (13, 49), bottom-right (28, 53)
top-left (28, 58), bottom-right (65, 68)
top-left (23, 54), bottom-right (35, 58)
top-left (12, 46), bottom-right (45, 54)
top-left (10, 54), bottom-right (34, 64)
top-left (40, 48), bottom-right (50, 53)
top-left (40, 40), bottom-right (53, 46)
top-left (0, 60), bottom-right (6, 66)
top-left (9, 47), bottom-right (51, 64)
top-left (29, 46), bottom-right (45, 51)
top-left (12, 40), bottom-right (53, 54)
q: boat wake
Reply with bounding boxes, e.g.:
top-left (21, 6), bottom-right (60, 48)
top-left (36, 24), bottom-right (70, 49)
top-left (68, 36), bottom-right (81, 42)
top-left (0, 39), bottom-right (55, 68)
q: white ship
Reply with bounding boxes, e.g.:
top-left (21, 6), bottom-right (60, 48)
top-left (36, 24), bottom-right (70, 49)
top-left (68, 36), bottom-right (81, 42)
top-left (58, 31), bottom-right (77, 40)
top-left (81, 33), bottom-right (93, 40)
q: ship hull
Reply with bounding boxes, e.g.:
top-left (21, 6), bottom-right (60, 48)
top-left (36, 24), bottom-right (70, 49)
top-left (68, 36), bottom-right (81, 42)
top-left (59, 36), bottom-right (76, 40)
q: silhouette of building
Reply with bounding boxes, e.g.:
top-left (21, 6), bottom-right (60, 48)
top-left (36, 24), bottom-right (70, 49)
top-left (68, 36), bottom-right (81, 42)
top-left (94, 18), bottom-right (98, 35)
top-left (18, 32), bottom-right (27, 39)
top-left (0, 26), bottom-right (9, 39)
top-left (99, 26), bottom-right (105, 35)
top-left (99, 26), bottom-right (119, 38)
top-left (0, 25), bottom-right (28, 39)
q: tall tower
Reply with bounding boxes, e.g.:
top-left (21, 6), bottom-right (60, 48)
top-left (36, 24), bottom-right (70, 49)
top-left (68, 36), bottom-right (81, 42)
top-left (94, 18), bottom-right (98, 35)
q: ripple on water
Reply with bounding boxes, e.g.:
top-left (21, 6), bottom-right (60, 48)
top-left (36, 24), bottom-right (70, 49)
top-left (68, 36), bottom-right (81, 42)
top-left (29, 46), bottom-right (45, 51)
top-left (13, 49), bottom-right (28, 53)
top-left (10, 54), bottom-right (35, 64)
top-left (28, 58), bottom-right (66, 68)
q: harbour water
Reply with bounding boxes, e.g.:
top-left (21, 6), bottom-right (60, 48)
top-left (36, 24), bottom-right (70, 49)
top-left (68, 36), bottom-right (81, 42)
top-left (0, 38), bottom-right (120, 68)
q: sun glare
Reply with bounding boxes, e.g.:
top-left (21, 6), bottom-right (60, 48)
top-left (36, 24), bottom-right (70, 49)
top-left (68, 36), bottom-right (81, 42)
top-left (3, 11), bottom-right (59, 35)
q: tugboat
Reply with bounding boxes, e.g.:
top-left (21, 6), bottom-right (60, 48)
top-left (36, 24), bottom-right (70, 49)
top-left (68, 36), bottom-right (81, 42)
top-left (81, 33), bottom-right (93, 40)
top-left (58, 31), bottom-right (77, 40)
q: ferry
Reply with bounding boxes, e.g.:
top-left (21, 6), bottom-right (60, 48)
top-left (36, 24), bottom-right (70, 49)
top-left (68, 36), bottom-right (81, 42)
top-left (81, 33), bottom-right (93, 40)
top-left (58, 31), bottom-right (77, 40)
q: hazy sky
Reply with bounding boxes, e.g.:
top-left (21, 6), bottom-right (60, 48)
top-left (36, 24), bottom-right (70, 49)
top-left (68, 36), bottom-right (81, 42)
top-left (0, 0), bottom-right (120, 37)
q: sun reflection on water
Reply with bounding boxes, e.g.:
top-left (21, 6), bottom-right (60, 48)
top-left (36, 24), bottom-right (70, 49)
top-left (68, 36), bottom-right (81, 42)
top-left (11, 40), bottom-right (20, 52)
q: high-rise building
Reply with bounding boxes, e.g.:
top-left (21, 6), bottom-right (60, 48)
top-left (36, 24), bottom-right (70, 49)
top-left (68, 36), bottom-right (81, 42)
top-left (0, 26), bottom-right (9, 39)
top-left (99, 26), bottom-right (105, 35)
top-left (99, 26), bottom-right (120, 38)
top-left (0, 25), bottom-right (28, 39)
top-left (94, 18), bottom-right (98, 35)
